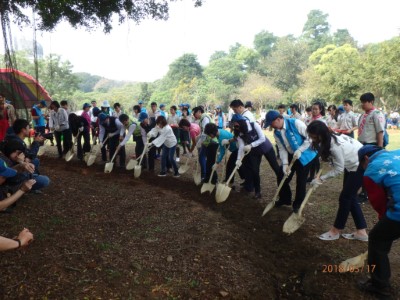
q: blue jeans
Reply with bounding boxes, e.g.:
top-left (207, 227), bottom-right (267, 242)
top-left (22, 173), bottom-right (50, 191)
top-left (161, 145), bottom-right (178, 174)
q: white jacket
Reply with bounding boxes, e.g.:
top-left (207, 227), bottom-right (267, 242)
top-left (148, 125), bottom-right (177, 148)
top-left (320, 135), bottom-right (363, 181)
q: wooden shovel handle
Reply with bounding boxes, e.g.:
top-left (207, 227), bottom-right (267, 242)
top-left (298, 169), bottom-right (323, 215)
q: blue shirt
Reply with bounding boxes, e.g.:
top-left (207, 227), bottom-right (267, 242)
top-left (217, 129), bottom-right (237, 163)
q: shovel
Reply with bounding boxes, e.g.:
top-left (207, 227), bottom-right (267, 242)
top-left (338, 251), bottom-right (368, 273)
top-left (104, 146), bottom-right (120, 173)
top-left (87, 136), bottom-right (109, 167)
top-left (134, 143), bottom-right (152, 178)
top-left (262, 158), bottom-right (297, 216)
top-left (126, 157), bottom-right (139, 170)
top-left (178, 156), bottom-right (191, 174)
top-left (282, 169), bottom-right (323, 234)
top-left (201, 147), bottom-right (220, 194)
top-left (193, 158), bottom-right (202, 186)
top-left (215, 150), bottom-right (249, 203)
top-left (37, 140), bottom-right (48, 156)
top-left (65, 134), bottom-right (79, 162)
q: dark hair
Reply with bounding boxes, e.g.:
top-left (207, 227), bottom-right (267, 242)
top-left (119, 114), bottom-right (129, 123)
top-left (181, 107), bottom-right (189, 115)
top-left (113, 103), bottom-right (120, 109)
top-left (156, 116), bottom-right (167, 127)
top-left (230, 99), bottom-right (244, 108)
top-left (51, 101), bottom-right (60, 109)
top-left (233, 119), bottom-right (249, 137)
top-left (204, 123), bottom-right (218, 136)
top-left (307, 121), bottom-right (338, 161)
top-left (305, 106), bottom-right (312, 112)
top-left (60, 100), bottom-right (68, 106)
top-left (290, 104), bottom-right (300, 114)
top-left (179, 119), bottom-right (191, 128)
top-left (343, 99), bottom-right (353, 106)
top-left (12, 119), bottom-right (30, 134)
top-left (193, 106), bottom-right (204, 115)
top-left (360, 92), bottom-right (375, 103)
top-left (170, 105), bottom-right (177, 111)
top-left (91, 100), bottom-right (97, 104)
top-left (312, 101), bottom-right (325, 116)
top-left (277, 104), bottom-right (286, 109)
top-left (151, 102), bottom-right (157, 106)
top-left (3, 139), bottom-right (25, 157)
top-left (133, 105), bottom-right (141, 113)
top-left (327, 105), bottom-right (339, 121)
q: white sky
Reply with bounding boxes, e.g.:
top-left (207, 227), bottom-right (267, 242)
top-left (14, 0), bottom-right (400, 81)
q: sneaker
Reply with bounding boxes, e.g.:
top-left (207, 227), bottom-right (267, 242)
top-left (173, 173), bottom-right (180, 178)
top-left (176, 157), bottom-right (180, 162)
top-left (358, 279), bottom-right (391, 297)
top-left (341, 233), bottom-right (369, 242)
top-left (158, 172), bottom-right (167, 177)
top-left (318, 231), bottom-right (340, 241)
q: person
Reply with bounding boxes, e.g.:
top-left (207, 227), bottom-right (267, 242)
top-left (357, 145), bottom-right (400, 298)
top-left (60, 100), bottom-right (70, 115)
top-left (0, 228), bottom-right (33, 251)
top-left (159, 104), bottom-right (168, 119)
top-left (0, 94), bottom-right (16, 141)
top-left (98, 113), bottom-right (125, 167)
top-left (0, 158), bottom-right (35, 212)
top-left (265, 110), bottom-right (317, 213)
top-left (138, 100), bottom-right (147, 113)
top-left (307, 121), bottom-right (368, 241)
top-left (289, 104), bottom-right (302, 120)
top-left (49, 100), bottom-right (72, 159)
top-left (277, 104), bottom-right (288, 118)
top-left (118, 114), bottom-right (144, 160)
top-left (178, 119), bottom-right (201, 155)
top-left (31, 100), bottom-right (47, 136)
top-left (303, 106), bottom-right (312, 124)
top-left (136, 112), bottom-right (155, 171)
top-left (215, 106), bottom-right (226, 129)
top-left (229, 99), bottom-right (256, 122)
top-left (69, 111), bottom-right (90, 161)
top-left (167, 106), bottom-right (181, 162)
top-left (112, 102), bottom-right (123, 118)
top-left (358, 92), bottom-right (385, 147)
top-left (336, 99), bottom-right (358, 138)
top-left (132, 105), bottom-right (141, 121)
top-left (389, 110), bottom-right (399, 129)
top-left (88, 100), bottom-right (98, 144)
top-left (147, 116), bottom-right (179, 177)
top-left (326, 105), bottom-right (338, 130)
top-left (101, 100), bottom-right (111, 115)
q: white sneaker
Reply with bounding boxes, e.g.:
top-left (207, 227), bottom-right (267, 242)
top-left (176, 157), bottom-right (180, 162)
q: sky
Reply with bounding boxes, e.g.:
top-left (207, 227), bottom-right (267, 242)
top-left (11, 0), bottom-right (400, 82)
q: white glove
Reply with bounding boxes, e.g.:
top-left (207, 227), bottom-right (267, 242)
top-left (212, 163), bottom-right (218, 171)
top-left (147, 142), bottom-right (153, 148)
top-left (311, 178), bottom-right (323, 188)
top-left (283, 164), bottom-right (291, 176)
top-left (55, 125), bottom-right (60, 131)
top-left (235, 160), bottom-right (242, 168)
top-left (244, 145), bottom-right (252, 152)
top-left (221, 139), bottom-right (230, 146)
top-left (78, 126), bottom-right (84, 132)
top-left (293, 150), bottom-right (302, 160)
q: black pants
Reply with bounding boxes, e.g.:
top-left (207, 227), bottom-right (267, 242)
top-left (54, 129), bottom-right (72, 157)
top-left (279, 154), bottom-right (312, 209)
top-left (204, 142), bottom-right (219, 184)
top-left (77, 129), bottom-right (91, 160)
top-left (91, 122), bottom-right (97, 143)
top-left (225, 150), bottom-right (237, 183)
top-left (138, 137), bottom-right (156, 170)
top-left (109, 134), bottom-right (126, 167)
top-left (242, 151), bottom-right (262, 194)
top-left (368, 216), bottom-right (400, 288)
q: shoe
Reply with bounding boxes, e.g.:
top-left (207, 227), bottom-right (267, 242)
top-left (358, 279), bottom-right (391, 298)
top-left (341, 233), bottom-right (369, 242)
top-left (292, 207), bottom-right (299, 214)
top-left (176, 157), bottom-right (180, 162)
top-left (173, 173), bottom-right (180, 178)
top-left (158, 172), bottom-right (167, 177)
top-left (275, 198), bottom-right (291, 207)
top-left (319, 231), bottom-right (340, 241)
top-left (254, 193), bottom-right (262, 199)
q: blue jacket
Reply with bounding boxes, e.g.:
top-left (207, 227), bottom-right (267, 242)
top-left (217, 129), bottom-right (237, 163)
top-left (32, 105), bottom-right (46, 127)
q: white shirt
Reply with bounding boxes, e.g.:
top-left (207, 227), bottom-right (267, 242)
top-left (89, 107), bottom-right (97, 123)
top-left (237, 121), bottom-right (265, 160)
top-left (148, 125), bottom-right (177, 148)
top-left (320, 135), bottom-right (363, 181)
top-left (242, 109), bottom-right (256, 122)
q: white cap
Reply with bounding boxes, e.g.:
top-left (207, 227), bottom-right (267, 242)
top-left (102, 100), bottom-right (110, 108)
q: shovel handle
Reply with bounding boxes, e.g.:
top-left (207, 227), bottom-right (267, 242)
top-left (110, 146), bottom-right (121, 163)
top-left (225, 149), bottom-right (249, 186)
top-left (298, 169), bottom-right (323, 215)
top-left (272, 157), bottom-right (297, 202)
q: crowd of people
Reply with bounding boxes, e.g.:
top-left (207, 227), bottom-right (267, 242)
top-left (0, 92), bottom-right (399, 298)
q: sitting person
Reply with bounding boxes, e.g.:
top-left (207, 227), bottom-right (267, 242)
top-left (0, 140), bottom-right (50, 192)
top-left (0, 228), bottom-right (33, 251)
top-left (0, 158), bottom-right (35, 213)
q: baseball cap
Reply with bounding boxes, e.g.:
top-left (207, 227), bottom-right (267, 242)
top-left (264, 110), bottom-right (281, 128)
top-left (231, 114), bottom-right (247, 123)
top-left (98, 113), bottom-right (109, 124)
top-left (358, 145), bottom-right (383, 162)
top-left (245, 101), bottom-right (253, 108)
top-left (159, 104), bottom-right (166, 108)
top-left (0, 159), bottom-right (17, 178)
top-left (138, 100), bottom-right (144, 105)
top-left (83, 103), bottom-right (91, 109)
top-left (40, 100), bottom-right (47, 107)
top-left (138, 112), bottom-right (148, 122)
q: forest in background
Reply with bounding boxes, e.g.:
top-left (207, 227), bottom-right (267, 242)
top-left (3, 9), bottom-right (400, 113)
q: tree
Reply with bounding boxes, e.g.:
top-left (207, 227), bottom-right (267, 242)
top-left (228, 42), bottom-right (243, 58)
top-left (235, 46), bottom-right (260, 72)
top-left (204, 56), bottom-right (246, 87)
top-left (3, 0), bottom-right (203, 33)
top-left (302, 9), bottom-right (331, 52)
top-left (332, 29), bottom-right (357, 47)
top-left (166, 53), bottom-right (203, 86)
top-left (209, 51), bottom-right (228, 63)
top-left (253, 30), bottom-right (277, 58)
top-left (75, 72), bottom-right (102, 92)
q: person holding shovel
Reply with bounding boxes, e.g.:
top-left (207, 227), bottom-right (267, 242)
top-left (265, 110), bottom-right (317, 213)
top-left (135, 112), bottom-right (155, 171)
top-left (118, 114), bottom-right (144, 159)
top-left (306, 121), bottom-right (368, 241)
top-left (49, 101), bottom-right (72, 159)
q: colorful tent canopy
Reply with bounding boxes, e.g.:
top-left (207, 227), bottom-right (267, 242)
top-left (0, 68), bottom-right (51, 109)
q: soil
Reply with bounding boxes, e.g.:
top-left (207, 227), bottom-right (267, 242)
top-left (0, 146), bottom-right (399, 299)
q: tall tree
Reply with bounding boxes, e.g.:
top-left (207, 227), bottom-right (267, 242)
top-left (235, 46), bottom-right (260, 72)
top-left (166, 53), bottom-right (203, 85)
top-left (209, 51), bottom-right (228, 63)
top-left (333, 29), bottom-right (357, 47)
top-left (302, 9), bottom-right (331, 52)
top-left (253, 30), bottom-right (277, 58)
top-left (204, 56), bottom-right (246, 87)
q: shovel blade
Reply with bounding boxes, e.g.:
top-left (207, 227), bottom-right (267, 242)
top-left (215, 185), bottom-right (231, 203)
top-left (282, 213), bottom-right (305, 234)
top-left (37, 145), bottom-right (47, 156)
top-left (104, 162), bottom-right (114, 173)
top-left (87, 154), bottom-right (96, 166)
top-left (126, 159), bottom-right (137, 170)
top-left (262, 201), bottom-right (276, 216)
top-left (338, 251), bottom-right (368, 272)
top-left (134, 165), bottom-right (142, 178)
top-left (193, 172), bottom-right (202, 186)
top-left (178, 165), bottom-right (190, 174)
top-left (201, 183), bottom-right (213, 194)
top-left (65, 150), bottom-right (74, 162)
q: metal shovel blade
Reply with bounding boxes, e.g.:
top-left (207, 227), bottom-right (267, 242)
top-left (200, 182), bottom-right (215, 194)
top-left (282, 213), bottom-right (305, 234)
top-left (104, 162), bottom-right (114, 173)
top-left (178, 160), bottom-right (190, 174)
top-left (215, 184), bottom-right (232, 203)
top-left (338, 251), bottom-right (368, 272)
top-left (37, 145), bottom-right (47, 156)
top-left (126, 159), bottom-right (138, 170)
top-left (193, 172), bottom-right (202, 186)
top-left (65, 150), bottom-right (74, 162)
top-left (87, 154), bottom-right (96, 166)
top-left (134, 165), bottom-right (142, 178)
top-left (262, 201), bottom-right (276, 216)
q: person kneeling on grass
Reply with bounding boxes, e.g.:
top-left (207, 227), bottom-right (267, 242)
top-left (0, 159), bottom-right (36, 213)
top-left (357, 145), bottom-right (400, 298)
top-left (306, 121), bottom-right (368, 241)
top-left (147, 116), bottom-right (179, 177)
